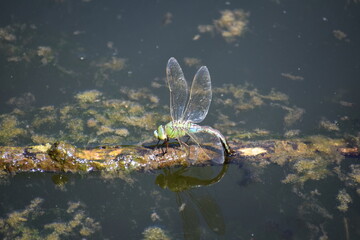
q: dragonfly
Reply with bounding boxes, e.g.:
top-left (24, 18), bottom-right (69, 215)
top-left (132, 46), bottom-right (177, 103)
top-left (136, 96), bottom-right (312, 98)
top-left (154, 57), bottom-right (233, 164)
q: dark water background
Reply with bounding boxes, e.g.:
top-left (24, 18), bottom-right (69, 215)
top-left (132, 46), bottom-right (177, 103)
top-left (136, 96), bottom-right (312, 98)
top-left (0, 0), bottom-right (360, 239)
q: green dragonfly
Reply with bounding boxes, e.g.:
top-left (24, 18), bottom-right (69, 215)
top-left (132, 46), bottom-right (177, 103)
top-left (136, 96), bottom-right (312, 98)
top-left (154, 57), bottom-right (232, 164)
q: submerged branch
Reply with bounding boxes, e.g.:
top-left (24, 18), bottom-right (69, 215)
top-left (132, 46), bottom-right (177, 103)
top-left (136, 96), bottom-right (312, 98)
top-left (0, 135), bottom-right (359, 174)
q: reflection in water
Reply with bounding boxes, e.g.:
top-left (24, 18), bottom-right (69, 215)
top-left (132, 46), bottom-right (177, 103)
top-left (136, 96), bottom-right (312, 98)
top-left (156, 165), bottom-right (228, 240)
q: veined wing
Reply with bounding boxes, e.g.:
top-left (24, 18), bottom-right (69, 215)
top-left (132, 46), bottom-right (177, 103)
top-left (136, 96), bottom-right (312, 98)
top-left (186, 129), bottom-right (225, 164)
top-left (167, 57), bottom-right (188, 121)
top-left (182, 65), bottom-right (212, 123)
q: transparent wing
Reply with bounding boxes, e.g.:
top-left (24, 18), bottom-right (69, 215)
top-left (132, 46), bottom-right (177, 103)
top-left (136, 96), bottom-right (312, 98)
top-left (187, 192), bottom-right (226, 235)
top-left (182, 66), bottom-right (212, 123)
top-left (167, 57), bottom-right (188, 121)
top-left (185, 130), bottom-right (225, 165)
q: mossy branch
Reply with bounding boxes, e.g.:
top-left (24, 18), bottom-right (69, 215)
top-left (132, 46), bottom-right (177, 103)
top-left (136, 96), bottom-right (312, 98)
top-left (0, 136), bottom-right (358, 174)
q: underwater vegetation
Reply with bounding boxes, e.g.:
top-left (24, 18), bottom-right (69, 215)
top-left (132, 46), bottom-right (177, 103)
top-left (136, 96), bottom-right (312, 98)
top-left (183, 57), bottom-right (202, 68)
top-left (213, 83), bottom-right (288, 113)
top-left (266, 136), bottom-right (345, 185)
top-left (142, 226), bottom-right (171, 240)
top-left (319, 118), bottom-right (340, 132)
top-left (0, 88), bottom-right (166, 148)
top-left (0, 198), bottom-right (101, 239)
top-left (0, 78), bottom-right (306, 150)
top-left (0, 115), bottom-right (27, 145)
top-left (337, 189), bottom-right (352, 212)
top-left (281, 72), bottom-right (304, 81)
top-left (37, 46), bottom-right (55, 65)
top-left (197, 9), bottom-right (249, 42)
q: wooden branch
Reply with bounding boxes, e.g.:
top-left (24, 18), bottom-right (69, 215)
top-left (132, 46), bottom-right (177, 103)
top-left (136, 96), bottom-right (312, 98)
top-left (0, 136), bottom-right (359, 174)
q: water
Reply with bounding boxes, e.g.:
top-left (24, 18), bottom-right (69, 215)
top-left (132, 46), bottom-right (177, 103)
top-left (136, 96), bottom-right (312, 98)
top-left (0, 0), bottom-right (360, 239)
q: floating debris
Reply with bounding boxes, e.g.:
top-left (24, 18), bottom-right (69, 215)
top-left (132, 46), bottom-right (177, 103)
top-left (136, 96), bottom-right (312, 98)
top-left (0, 115), bottom-right (27, 145)
top-left (119, 87), bottom-right (159, 104)
top-left (37, 46), bottom-right (55, 65)
top-left (0, 198), bottom-right (101, 239)
top-left (183, 57), bottom-right (202, 67)
top-left (333, 30), bottom-right (348, 41)
top-left (339, 100), bottom-right (354, 107)
top-left (319, 119), bottom-right (340, 132)
top-left (283, 106), bottom-right (305, 127)
top-left (44, 201), bottom-right (101, 238)
top-left (6, 92), bottom-right (36, 109)
top-left (272, 104), bottom-right (305, 127)
top-left (281, 73), bottom-right (304, 81)
top-left (162, 12), bottom-right (173, 26)
top-left (192, 34), bottom-right (201, 41)
top-left (75, 90), bottom-right (103, 104)
top-left (151, 80), bottom-right (163, 88)
top-left (213, 84), bottom-right (288, 113)
top-left (284, 129), bottom-right (301, 138)
top-left (150, 212), bottom-right (161, 222)
top-left (97, 56), bottom-right (126, 71)
top-left (142, 226), bottom-right (171, 240)
top-left (198, 9), bottom-right (249, 42)
top-left (0, 26), bottom-right (17, 41)
top-left (336, 189), bottom-right (352, 212)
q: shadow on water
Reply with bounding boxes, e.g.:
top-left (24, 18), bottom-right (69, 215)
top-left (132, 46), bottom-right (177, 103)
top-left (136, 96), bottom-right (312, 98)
top-left (156, 165), bottom-right (228, 239)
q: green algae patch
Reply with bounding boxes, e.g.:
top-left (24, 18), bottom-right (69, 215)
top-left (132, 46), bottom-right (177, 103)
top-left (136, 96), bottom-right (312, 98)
top-left (0, 87), bottom-right (167, 148)
top-left (37, 46), bottom-right (55, 65)
top-left (142, 226), bottom-right (171, 240)
top-left (0, 198), bottom-right (101, 239)
top-left (74, 90), bottom-right (103, 104)
top-left (336, 189), bottom-right (352, 212)
top-left (0, 115), bottom-right (27, 145)
top-left (213, 84), bottom-right (288, 113)
top-left (197, 9), bottom-right (249, 43)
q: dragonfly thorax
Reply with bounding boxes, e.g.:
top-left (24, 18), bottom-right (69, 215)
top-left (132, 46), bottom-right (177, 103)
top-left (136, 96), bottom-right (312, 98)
top-left (154, 121), bottom-right (192, 141)
top-left (165, 121), bottom-right (191, 139)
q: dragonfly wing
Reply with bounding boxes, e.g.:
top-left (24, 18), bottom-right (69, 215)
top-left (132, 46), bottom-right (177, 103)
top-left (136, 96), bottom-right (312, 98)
top-left (186, 130), bottom-right (225, 164)
top-left (187, 191), bottom-right (226, 235)
top-left (167, 57), bottom-right (188, 121)
top-left (182, 66), bottom-right (212, 123)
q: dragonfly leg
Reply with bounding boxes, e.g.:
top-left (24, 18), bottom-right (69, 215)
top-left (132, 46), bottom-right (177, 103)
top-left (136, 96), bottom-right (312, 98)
top-left (177, 138), bottom-right (192, 161)
top-left (165, 140), bottom-right (169, 154)
top-left (155, 139), bottom-right (168, 156)
top-left (184, 135), bottom-right (191, 144)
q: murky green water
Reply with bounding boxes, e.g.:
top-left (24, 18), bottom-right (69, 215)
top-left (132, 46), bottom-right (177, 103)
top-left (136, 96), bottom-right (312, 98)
top-left (1, 0), bottom-right (359, 239)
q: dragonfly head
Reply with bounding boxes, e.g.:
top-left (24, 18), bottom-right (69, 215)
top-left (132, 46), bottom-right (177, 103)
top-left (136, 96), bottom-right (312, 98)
top-left (154, 125), bottom-right (167, 140)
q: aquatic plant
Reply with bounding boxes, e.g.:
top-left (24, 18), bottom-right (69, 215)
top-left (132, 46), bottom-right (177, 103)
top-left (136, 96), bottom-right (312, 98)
top-left (198, 9), bottom-right (250, 42)
top-left (142, 226), bottom-right (171, 240)
top-left (183, 57), bottom-right (202, 67)
top-left (74, 90), bottom-right (103, 104)
top-left (319, 119), bottom-right (340, 132)
top-left (213, 84), bottom-right (288, 113)
top-left (37, 46), bottom-right (55, 65)
top-left (0, 115), bottom-right (27, 145)
top-left (0, 198), bottom-right (101, 239)
top-left (336, 189), bottom-right (352, 212)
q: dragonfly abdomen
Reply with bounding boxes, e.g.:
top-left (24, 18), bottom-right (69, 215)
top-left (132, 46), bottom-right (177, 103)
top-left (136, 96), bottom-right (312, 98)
top-left (189, 124), bottom-right (233, 155)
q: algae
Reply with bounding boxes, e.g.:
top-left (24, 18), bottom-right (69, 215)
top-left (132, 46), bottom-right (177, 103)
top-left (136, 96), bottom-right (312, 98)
top-left (319, 119), bottom-right (340, 132)
top-left (183, 57), bottom-right (202, 67)
top-left (198, 9), bottom-right (250, 42)
top-left (336, 189), bottom-right (352, 212)
top-left (37, 46), bottom-right (55, 65)
top-left (0, 115), bottom-right (27, 145)
top-left (142, 226), bottom-right (171, 240)
top-left (0, 198), bottom-right (100, 239)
